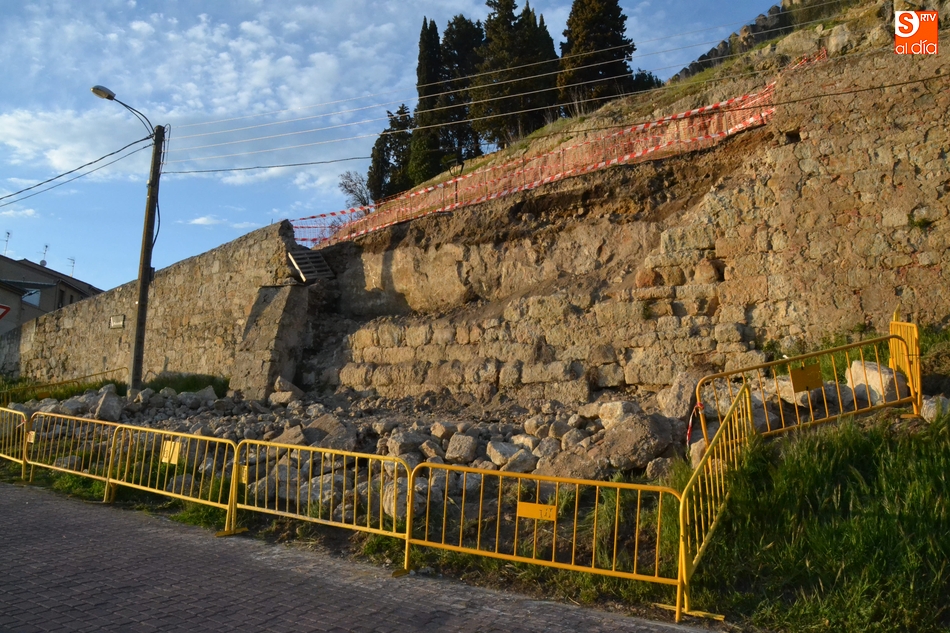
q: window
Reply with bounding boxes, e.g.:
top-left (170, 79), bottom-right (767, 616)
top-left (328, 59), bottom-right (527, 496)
top-left (58, 289), bottom-right (65, 309)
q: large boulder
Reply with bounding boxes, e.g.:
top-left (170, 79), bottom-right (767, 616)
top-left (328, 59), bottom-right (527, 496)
top-left (598, 401), bottom-right (643, 429)
top-left (445, 433), bottom-right (478, 464)
top-left (486, 441), bottom-right (519, 466)
top-left (845, 361), bottom-right (910, 406)
top-left (387, 431), bottom-right (429, 456)
top-left (589, 411), bottom-right (671, 471)
top-left (94, 392), bottom-right (124, 422)
top-left (500, 449), bottom-right (537, 473)
top-left (921, 395), bottom-right (950, 423)
top-left (533, 447), bottom-right (610, 481)
top-left (657, 369), bottom-right (704, 420)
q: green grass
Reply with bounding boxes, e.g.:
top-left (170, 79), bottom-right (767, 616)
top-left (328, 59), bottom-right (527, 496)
top-left (143, 373), bottom-right (228, 398)
top-left (691, 411), bottom-right (950, 632)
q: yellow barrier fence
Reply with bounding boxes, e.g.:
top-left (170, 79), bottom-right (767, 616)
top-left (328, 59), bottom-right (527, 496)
top-left (233, 440), bottom-right (411, 540)
top-left (695, 334), bottom-right (918, 443)
top-left (6, 388), bottom-right (764, 623)
top-left (0, 407), bottom-right (29, 479)
top-left (677, 383), bottom-right (755, 619)
top-left (25, 412), bottom-right (122, 483)
top-left (0, 368), bottom-right (129, 407)
top-left (889, 319), bottom-right (922, 412)
top-left (403, 464), bottom-right (685, 607)
top-left (104, 425), bottom-right (241, 536)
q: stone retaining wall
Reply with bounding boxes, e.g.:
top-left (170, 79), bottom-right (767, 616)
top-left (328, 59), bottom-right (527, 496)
top-left (0, 221), bottom-right (306, 399)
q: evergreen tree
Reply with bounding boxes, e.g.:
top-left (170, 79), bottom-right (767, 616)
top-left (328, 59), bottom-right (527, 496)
top-left (471, 0), bottom-right (558, 146)
top-left (557, 0), bottom-right (636, 111)
top-left (438, 15), bottom-right (484, 164)
top-left (366, 105), bottom-right (414, 201)
top-left (516, 8), bottom-right (559, 134)
top-left (408, 18), bottom-right (445, 185)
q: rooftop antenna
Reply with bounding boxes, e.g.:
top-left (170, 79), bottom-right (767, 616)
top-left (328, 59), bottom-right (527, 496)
top-left (3, 232), bottom-right (9, 257)
top-left (68, 257), bottom-right (76, 277)
top-left (40, 244), bottom-right (48, 267)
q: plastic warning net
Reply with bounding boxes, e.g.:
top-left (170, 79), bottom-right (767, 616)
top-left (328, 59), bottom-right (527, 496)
top-left (292, 51), bottom-right (826, 248)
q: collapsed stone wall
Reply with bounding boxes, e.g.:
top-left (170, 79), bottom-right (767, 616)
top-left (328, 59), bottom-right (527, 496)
top-left (0, 221), bottom-right (309, 399)
top-left (306, 48), bottom-right (949, 404)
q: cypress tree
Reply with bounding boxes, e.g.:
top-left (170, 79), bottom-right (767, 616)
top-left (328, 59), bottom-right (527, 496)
top-left (438, 15), bottom-right (485, 164)
top-left (366, 105), bottom-right (414, 201)
top-left (471, 0), bottom-right (558, 146)
top-left (557, 0), bottom-right (636, 111)
top-left (409, 18), bottom-right (445, 185)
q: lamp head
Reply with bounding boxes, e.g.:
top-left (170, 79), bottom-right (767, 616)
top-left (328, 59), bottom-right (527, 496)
top-left (91, 85), bottom-right (116, 101)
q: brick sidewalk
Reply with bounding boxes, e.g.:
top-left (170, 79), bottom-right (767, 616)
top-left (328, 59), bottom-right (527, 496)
top-left (0, 483), bottom-right (705, 633)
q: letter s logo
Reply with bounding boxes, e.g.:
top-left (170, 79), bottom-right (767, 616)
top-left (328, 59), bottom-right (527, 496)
top-left (895, 11), bottom-right (920, 38)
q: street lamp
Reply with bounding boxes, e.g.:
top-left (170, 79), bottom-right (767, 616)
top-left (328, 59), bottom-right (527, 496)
top-left (91, 85), bottom-right (165, 390)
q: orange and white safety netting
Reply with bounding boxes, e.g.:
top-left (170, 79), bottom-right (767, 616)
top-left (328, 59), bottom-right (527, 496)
top-left (292, 51), bottom-right (826, 247)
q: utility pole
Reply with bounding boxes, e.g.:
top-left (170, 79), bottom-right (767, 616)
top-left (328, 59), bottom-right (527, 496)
top-left (130, 124), bottom-right (165, 390)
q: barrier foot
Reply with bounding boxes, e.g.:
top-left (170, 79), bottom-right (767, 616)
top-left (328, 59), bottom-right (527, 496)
top-left (391, 567), bottom-right (411, 578)
top-left (214, 527), bottom-right (249, 538)
top-left (654, 604), bottom-right (725, 622)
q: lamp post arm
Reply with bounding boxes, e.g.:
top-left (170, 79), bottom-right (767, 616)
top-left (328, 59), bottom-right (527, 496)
top-left (114, 98), bottom-right (154, 136)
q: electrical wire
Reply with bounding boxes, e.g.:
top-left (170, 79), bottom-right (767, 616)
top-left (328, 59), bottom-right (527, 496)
top-left (171, 12), bottom-right (841, 146)
top-left (172, 0), bottom-right (853, 131)
top-left (0, 144), bottom-right (152, 209)
top-left (0, 136), bottom-right (152, 203)
top-left (164, 155), bottom-right (371, 174)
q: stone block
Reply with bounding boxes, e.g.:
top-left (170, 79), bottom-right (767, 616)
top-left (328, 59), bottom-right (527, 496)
top-left (339, 363), bottom-right (373, 387)
top-left (405, 325), bottom-right (432, 347)
top-left (660, 225), bottom-right (715, 252)
top-left (377, 324), bottom-right (404, 348)
top-left (594, 364), bottom-right (624, 388)
top-left (431, 326), bottom-right (455, 345)
top-left (445, 433), bottom-right (478, 464)
top-left (486, 441), bottom-right (519, 466)
top-left (498, 363), bottom-right (521, 387)
top-left (351, 329), bottom-right (376, 350)
top-left (544, 380), bottom-right (590, 404)
top-left (501, 450), bottom-right (538, 473)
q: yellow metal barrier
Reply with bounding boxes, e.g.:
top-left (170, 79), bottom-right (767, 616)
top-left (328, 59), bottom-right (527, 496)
top-left (233, 440), bottom-right (411, 539)
top-left (105, 425), bottom-right (241, 536)
top-left (25, 412), bottom-right (122, 483)
top-left (889, 319), bottom-right (921, 412)
top-left (677, 383), bottom-right (755, 620)
top-left (0, 407), bottom-right (29, 479)
top-left (404, 463), bottom-right (684, 607)
top-left (695, 334), bottom-right (918, 443)
top-left (0, 368), bottom-right (129, 407)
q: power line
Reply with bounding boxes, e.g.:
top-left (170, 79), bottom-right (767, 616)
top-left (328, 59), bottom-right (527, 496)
top-left (172, 0), bottom-right (849, 132)
top-left (0, 144), bottom-right (152, 209)
top-left (161, 40), bottom-right (847, 166)
top-left (164, 155), bottom-right (371, 175)
top-left (172, 13), bottom-right (839, 147)
top-left (0, 136), bottom-right (152, 203)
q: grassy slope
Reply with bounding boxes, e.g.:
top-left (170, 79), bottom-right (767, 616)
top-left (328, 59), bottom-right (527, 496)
top-left (692, 413), bottom-right (950, 632)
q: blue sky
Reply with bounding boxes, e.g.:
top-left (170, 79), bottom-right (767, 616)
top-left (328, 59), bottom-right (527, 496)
top-left (0, 0), bottom-right (776, 290)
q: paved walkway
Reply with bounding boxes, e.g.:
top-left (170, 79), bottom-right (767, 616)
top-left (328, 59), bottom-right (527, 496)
top-left (0, 483), bottom-right (705, 633)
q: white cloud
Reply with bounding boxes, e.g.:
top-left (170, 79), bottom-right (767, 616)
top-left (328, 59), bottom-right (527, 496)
top-left (130, 21), bottom-right (155, 36)
top-left (0, 208), bottom-right (38, 218)
top-left (187, 215), bottom-right (224, 225)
